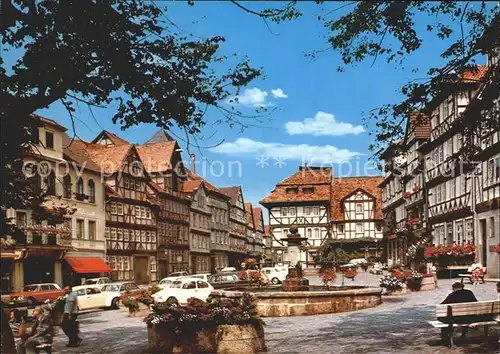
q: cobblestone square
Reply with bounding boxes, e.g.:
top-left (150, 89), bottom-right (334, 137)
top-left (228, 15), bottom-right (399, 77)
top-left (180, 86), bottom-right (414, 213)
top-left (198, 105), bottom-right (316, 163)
top-left (50, 278), bottom-right (500, 353)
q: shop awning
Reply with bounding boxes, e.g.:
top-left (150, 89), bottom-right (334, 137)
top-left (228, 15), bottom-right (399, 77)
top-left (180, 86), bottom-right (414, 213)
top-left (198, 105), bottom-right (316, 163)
top-left (65, 257), bottom-right (112, 273)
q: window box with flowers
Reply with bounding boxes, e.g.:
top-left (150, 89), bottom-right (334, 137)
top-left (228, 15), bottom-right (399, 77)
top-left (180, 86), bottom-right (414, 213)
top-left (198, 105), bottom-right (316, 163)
top-left (379, 274), bottom-right (406, 295)
top-left (495, 244), bottom-right (500, 253)
top-left (404, 191), bottom-right (412, 198)
top-left (412, 185), bottom-right (422, 192)
top-left (424, 244), bottom-right (476, 267)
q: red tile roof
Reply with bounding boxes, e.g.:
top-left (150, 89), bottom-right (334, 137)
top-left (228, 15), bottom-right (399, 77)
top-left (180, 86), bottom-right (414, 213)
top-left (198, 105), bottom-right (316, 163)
top-left (252, 207), bottom-right (263, 232)
top-left (330, 176), bottom-right (384, 221)
top-left (260, 166), bottom-right (333, 204)
top-left (62, 135), bottom-right (102, 173)
top-left (244, 203), bottom-right (254, 227)
top-left (182, 179), bottom-right (204, 194)
top-left (87, 144), bottom-right (133, 174)
top-left (185, 169), bottom-right (230, 200)
top-left (263, 225), bottom-right (270, 235)
top-left (32, 114), bottom-right (67, 132)
top-left (136, 142), bottom-right (177, 173)
top-left (91, 130), bottom-right (130, 146)
top-left (460, 65), bottom-right (488, 82)
top-left (219, 186), bottom-right (242, 206)
top-left (408, 112), bottom-right (431, 140)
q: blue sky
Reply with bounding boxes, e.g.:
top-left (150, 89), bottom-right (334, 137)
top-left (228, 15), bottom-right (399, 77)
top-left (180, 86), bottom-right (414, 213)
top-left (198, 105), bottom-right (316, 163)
top-left (8, 2), bottom-right (484, 217)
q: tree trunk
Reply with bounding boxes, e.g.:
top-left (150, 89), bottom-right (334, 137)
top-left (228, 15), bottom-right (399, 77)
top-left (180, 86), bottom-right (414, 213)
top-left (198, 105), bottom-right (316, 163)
top-left (1, 302), bottom-right (16, 354)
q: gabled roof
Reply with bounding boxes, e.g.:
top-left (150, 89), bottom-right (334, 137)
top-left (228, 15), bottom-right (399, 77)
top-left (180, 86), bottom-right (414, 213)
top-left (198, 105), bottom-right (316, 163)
top-left (182, 179), bottom-right (204, 194)
top-left (244, 203), bottom-right (254, 227)
top-left (91, 130), bottom-right (130, 146)
top-left (264, 225), bottom-right (270, 236)
top-left (460, 65), bottom-right (488, 82)
top-left (136, 141), bottom-right (177, 173)
top-left (278, 166), bottom-right (333, 186)
top-left (252, 207), bottom-right (264, 232)
top-left (330, 176), bottom-right (384, 221)
top-left (62, 135), bottom-right (102, 173)
top-left (219, 186), bottom-right (242, 206)
top-left (406, 111), bottom-right (431, 141)
top-left (146, 130), bottom-right (176, 144)
top-left (185, 169), bottom-right (229, 200)
top-left (32, 114), bottom-right (67, 132)
top-left (87, 144), bottom-right (136, 174)
top-left (260, 166), bottom-right (333, 205)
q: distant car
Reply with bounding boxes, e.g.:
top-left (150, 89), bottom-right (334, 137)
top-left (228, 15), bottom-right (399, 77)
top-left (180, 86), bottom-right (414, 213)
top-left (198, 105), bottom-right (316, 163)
top-left (83, 277), bottom-right (111, 289)
top-left (181, 273), bottom-right (210, 282)
top-left (220, 267), bottom-right (237, 273)
top-left (169, 271), bottom-right (189, 278)
top-left (73, 285), bottom-right (118, 310)
top-left (349, 258), bottom-right (368, 265)
top-left (261, 267), bottom-right (288, 284)
top-left (101, 282), bottom-right (141, 309)
top-left (152, 278), bottom-right (214, 305)
top-left (208, 273), bottom-right (249, 290)
top-left (9, 283), bottom-right (65, 307)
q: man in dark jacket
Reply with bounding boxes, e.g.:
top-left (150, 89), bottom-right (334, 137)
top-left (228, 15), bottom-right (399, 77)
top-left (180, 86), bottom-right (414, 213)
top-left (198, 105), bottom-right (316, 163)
top-left (439, 282), bottom-right (478, 346)
top-left (441, 282), bottom-right (478, 304)
top-left (17, 306), bottom-right (53, 354)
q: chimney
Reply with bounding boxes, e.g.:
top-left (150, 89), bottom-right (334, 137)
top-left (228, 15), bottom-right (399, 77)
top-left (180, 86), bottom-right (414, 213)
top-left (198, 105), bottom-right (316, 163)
top-left (190, 153), bottom-right (196, 173)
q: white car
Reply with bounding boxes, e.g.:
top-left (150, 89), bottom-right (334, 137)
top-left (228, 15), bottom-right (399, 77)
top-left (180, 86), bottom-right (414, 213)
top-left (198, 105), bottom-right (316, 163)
top-left (261, 267), bottom-right (288, 284)
top-left (350, 258), bottom-right (368, 265)
top-left (73, 284), bottom-right (120, 310)
top-left (152, 278), bottom-right (214, 305)
top-left (100, 282), bottom-right (141, 309)
top-left (83, 277), bottom-right (111, 290)
top-left (220, 267), bottom-right (237, 273)
top-left (181, 273), bottom-right (210, 282)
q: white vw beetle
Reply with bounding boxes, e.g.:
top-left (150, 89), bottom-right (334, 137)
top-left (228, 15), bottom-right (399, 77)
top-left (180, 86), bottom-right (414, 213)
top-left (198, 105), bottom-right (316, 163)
top-left (152, 277), bottom-right (213, 306)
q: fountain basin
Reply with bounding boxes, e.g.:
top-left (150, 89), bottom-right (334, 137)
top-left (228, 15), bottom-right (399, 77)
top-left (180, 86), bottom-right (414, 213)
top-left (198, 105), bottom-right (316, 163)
top-left (211, 286), bottom-right (382, 317)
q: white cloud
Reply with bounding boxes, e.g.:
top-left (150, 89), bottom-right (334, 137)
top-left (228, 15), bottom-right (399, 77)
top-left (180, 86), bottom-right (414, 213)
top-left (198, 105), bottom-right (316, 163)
top-left (210, 137), bottom-right (362, 164)
top-left (228, 88), bottom-right (268, 107)
top-left (285, 111), bottom-right (365, 136)
top-left (271, 88), bottom-right (288, 99)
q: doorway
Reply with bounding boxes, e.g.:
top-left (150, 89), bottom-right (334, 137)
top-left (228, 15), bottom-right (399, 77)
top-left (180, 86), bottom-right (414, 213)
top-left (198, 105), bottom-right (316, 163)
top-left (134, 256), bottom-right (150, 284)
top-left (24, 256), bottom-right (55, 285)
top-left (479, 219), bottom-right (487, 266)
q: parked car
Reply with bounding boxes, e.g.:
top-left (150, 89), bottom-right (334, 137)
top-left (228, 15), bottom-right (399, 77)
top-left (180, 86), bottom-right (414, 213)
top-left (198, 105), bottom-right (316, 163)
top-left (83, 277), bottom-right (111, 289)
top-left (158, 278), bottom-right (173, 289)
top-left (261, 267), bottom-right (288, 284)
top-left (73, 285), bottom-right (119, 310)
top-left (349, 258), bottom-right (368, 266)
top-left (152, 278), bottom-right (213, 305)
top-left (101, 282), bottom-right (141, 309)
top-left (208, 273), bottom-right (249, 290)
top-left (220, 267), bottom-right (237, 273)
top-left (8, 283), bottom-right (65, 307)
top-left (181, 273), bottom-right (210, 282)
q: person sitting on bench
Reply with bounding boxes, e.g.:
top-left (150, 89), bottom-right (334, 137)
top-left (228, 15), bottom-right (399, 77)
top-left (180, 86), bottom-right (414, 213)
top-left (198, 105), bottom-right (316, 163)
top-left (468, 259), bottom-right (483, 285)
top-left (16, 306), bottom-right (53, 354)
top-left (440, 282), bottom-right (478, 343)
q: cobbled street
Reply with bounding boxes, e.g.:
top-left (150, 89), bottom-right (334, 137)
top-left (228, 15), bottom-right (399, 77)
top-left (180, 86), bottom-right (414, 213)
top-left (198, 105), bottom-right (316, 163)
top-left (51, 277), bottom-right (500, 354)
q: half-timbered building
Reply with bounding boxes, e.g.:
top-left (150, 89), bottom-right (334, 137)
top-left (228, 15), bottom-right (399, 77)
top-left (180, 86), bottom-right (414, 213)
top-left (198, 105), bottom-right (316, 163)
top-left (329, 177), bottom-right (384, 260)
top-left (251, 207), bottom-right (265, 258)
top-left (136, 131), bottom-right (191, 277)
top-left (89, 134), bottom-right (157, 284)
top-left (184, 180), bottom-right (212, 274)
top-left (185, 167), bottom-right (231, 272)
top-left (260, 166), bottom-right (332, 266)
top-left (219, 186), bottom-right (248, 267)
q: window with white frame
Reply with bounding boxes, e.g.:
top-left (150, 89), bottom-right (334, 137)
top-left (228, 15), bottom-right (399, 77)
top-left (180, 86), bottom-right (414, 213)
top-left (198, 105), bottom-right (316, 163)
top-left (356, 203), bottom-right (363, 213)
top-left (355, 223), bottom-right (363, 234)
top-left (282, 208), bottom-right (288, 216)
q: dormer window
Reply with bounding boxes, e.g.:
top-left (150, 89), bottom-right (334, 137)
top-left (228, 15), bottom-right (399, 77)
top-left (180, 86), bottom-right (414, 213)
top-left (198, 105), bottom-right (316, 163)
top-left (286, 188), bottom-right (298, 194)
top-left (45, 131), bottom-right (54, 149)
top-left (302, 187), bottom-right (314, 194)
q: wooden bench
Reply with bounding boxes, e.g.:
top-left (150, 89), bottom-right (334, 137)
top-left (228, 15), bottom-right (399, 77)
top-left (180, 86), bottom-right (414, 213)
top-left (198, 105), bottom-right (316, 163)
top-left (458, 268), bottom-right (487, 284)
top-left (428, 300), bottom-right (500, 347)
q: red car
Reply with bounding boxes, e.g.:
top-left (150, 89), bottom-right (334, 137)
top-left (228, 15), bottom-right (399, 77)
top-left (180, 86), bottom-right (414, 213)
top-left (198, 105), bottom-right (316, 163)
top-left (8, 283), bottom-right (65, 307)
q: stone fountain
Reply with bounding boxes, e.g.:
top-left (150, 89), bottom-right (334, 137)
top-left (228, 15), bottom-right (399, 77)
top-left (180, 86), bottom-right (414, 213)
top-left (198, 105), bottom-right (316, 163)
top-left (280, 226), bottom-right (309, 291)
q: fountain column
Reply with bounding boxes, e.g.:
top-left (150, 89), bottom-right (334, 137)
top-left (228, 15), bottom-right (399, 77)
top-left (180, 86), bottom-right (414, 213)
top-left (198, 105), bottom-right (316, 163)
top-left (280, 226), bottom-right (309, 291)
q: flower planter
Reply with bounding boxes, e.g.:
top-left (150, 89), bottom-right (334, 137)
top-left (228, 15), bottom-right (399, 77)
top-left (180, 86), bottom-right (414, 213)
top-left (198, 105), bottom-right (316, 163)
top-left (343, 269), bottom-right (357, 280)
top-left (216, 323), bottom-right (266, 354)
top-left (147, 325), bottom-right (217, 353)
top-left (388, 288), bottom-right (409, 296)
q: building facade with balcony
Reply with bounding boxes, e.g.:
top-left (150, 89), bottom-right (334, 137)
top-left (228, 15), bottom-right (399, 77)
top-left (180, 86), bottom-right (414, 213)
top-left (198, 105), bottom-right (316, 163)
top-left (260, 166), bottom-right (332, 266)
top-left (5, 116), bottom-right (109, 291)
top-left (219, 186), bottom-right (248, 268)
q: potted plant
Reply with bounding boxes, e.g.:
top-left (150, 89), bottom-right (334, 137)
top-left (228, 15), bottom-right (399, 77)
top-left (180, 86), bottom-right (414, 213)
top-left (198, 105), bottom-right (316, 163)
top-left (121, 291), bottom-right (139, 316)
top-left (406, 271), bottom-right (423, 291)
top-left (319, 267), bottom-right (337, 289)
top-left (379, 274), bottom-right (405, 295)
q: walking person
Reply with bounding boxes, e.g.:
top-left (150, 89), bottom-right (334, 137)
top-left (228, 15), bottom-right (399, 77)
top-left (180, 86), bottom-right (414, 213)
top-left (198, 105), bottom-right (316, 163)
top-left (61, 285), bottom-right (82, 347)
